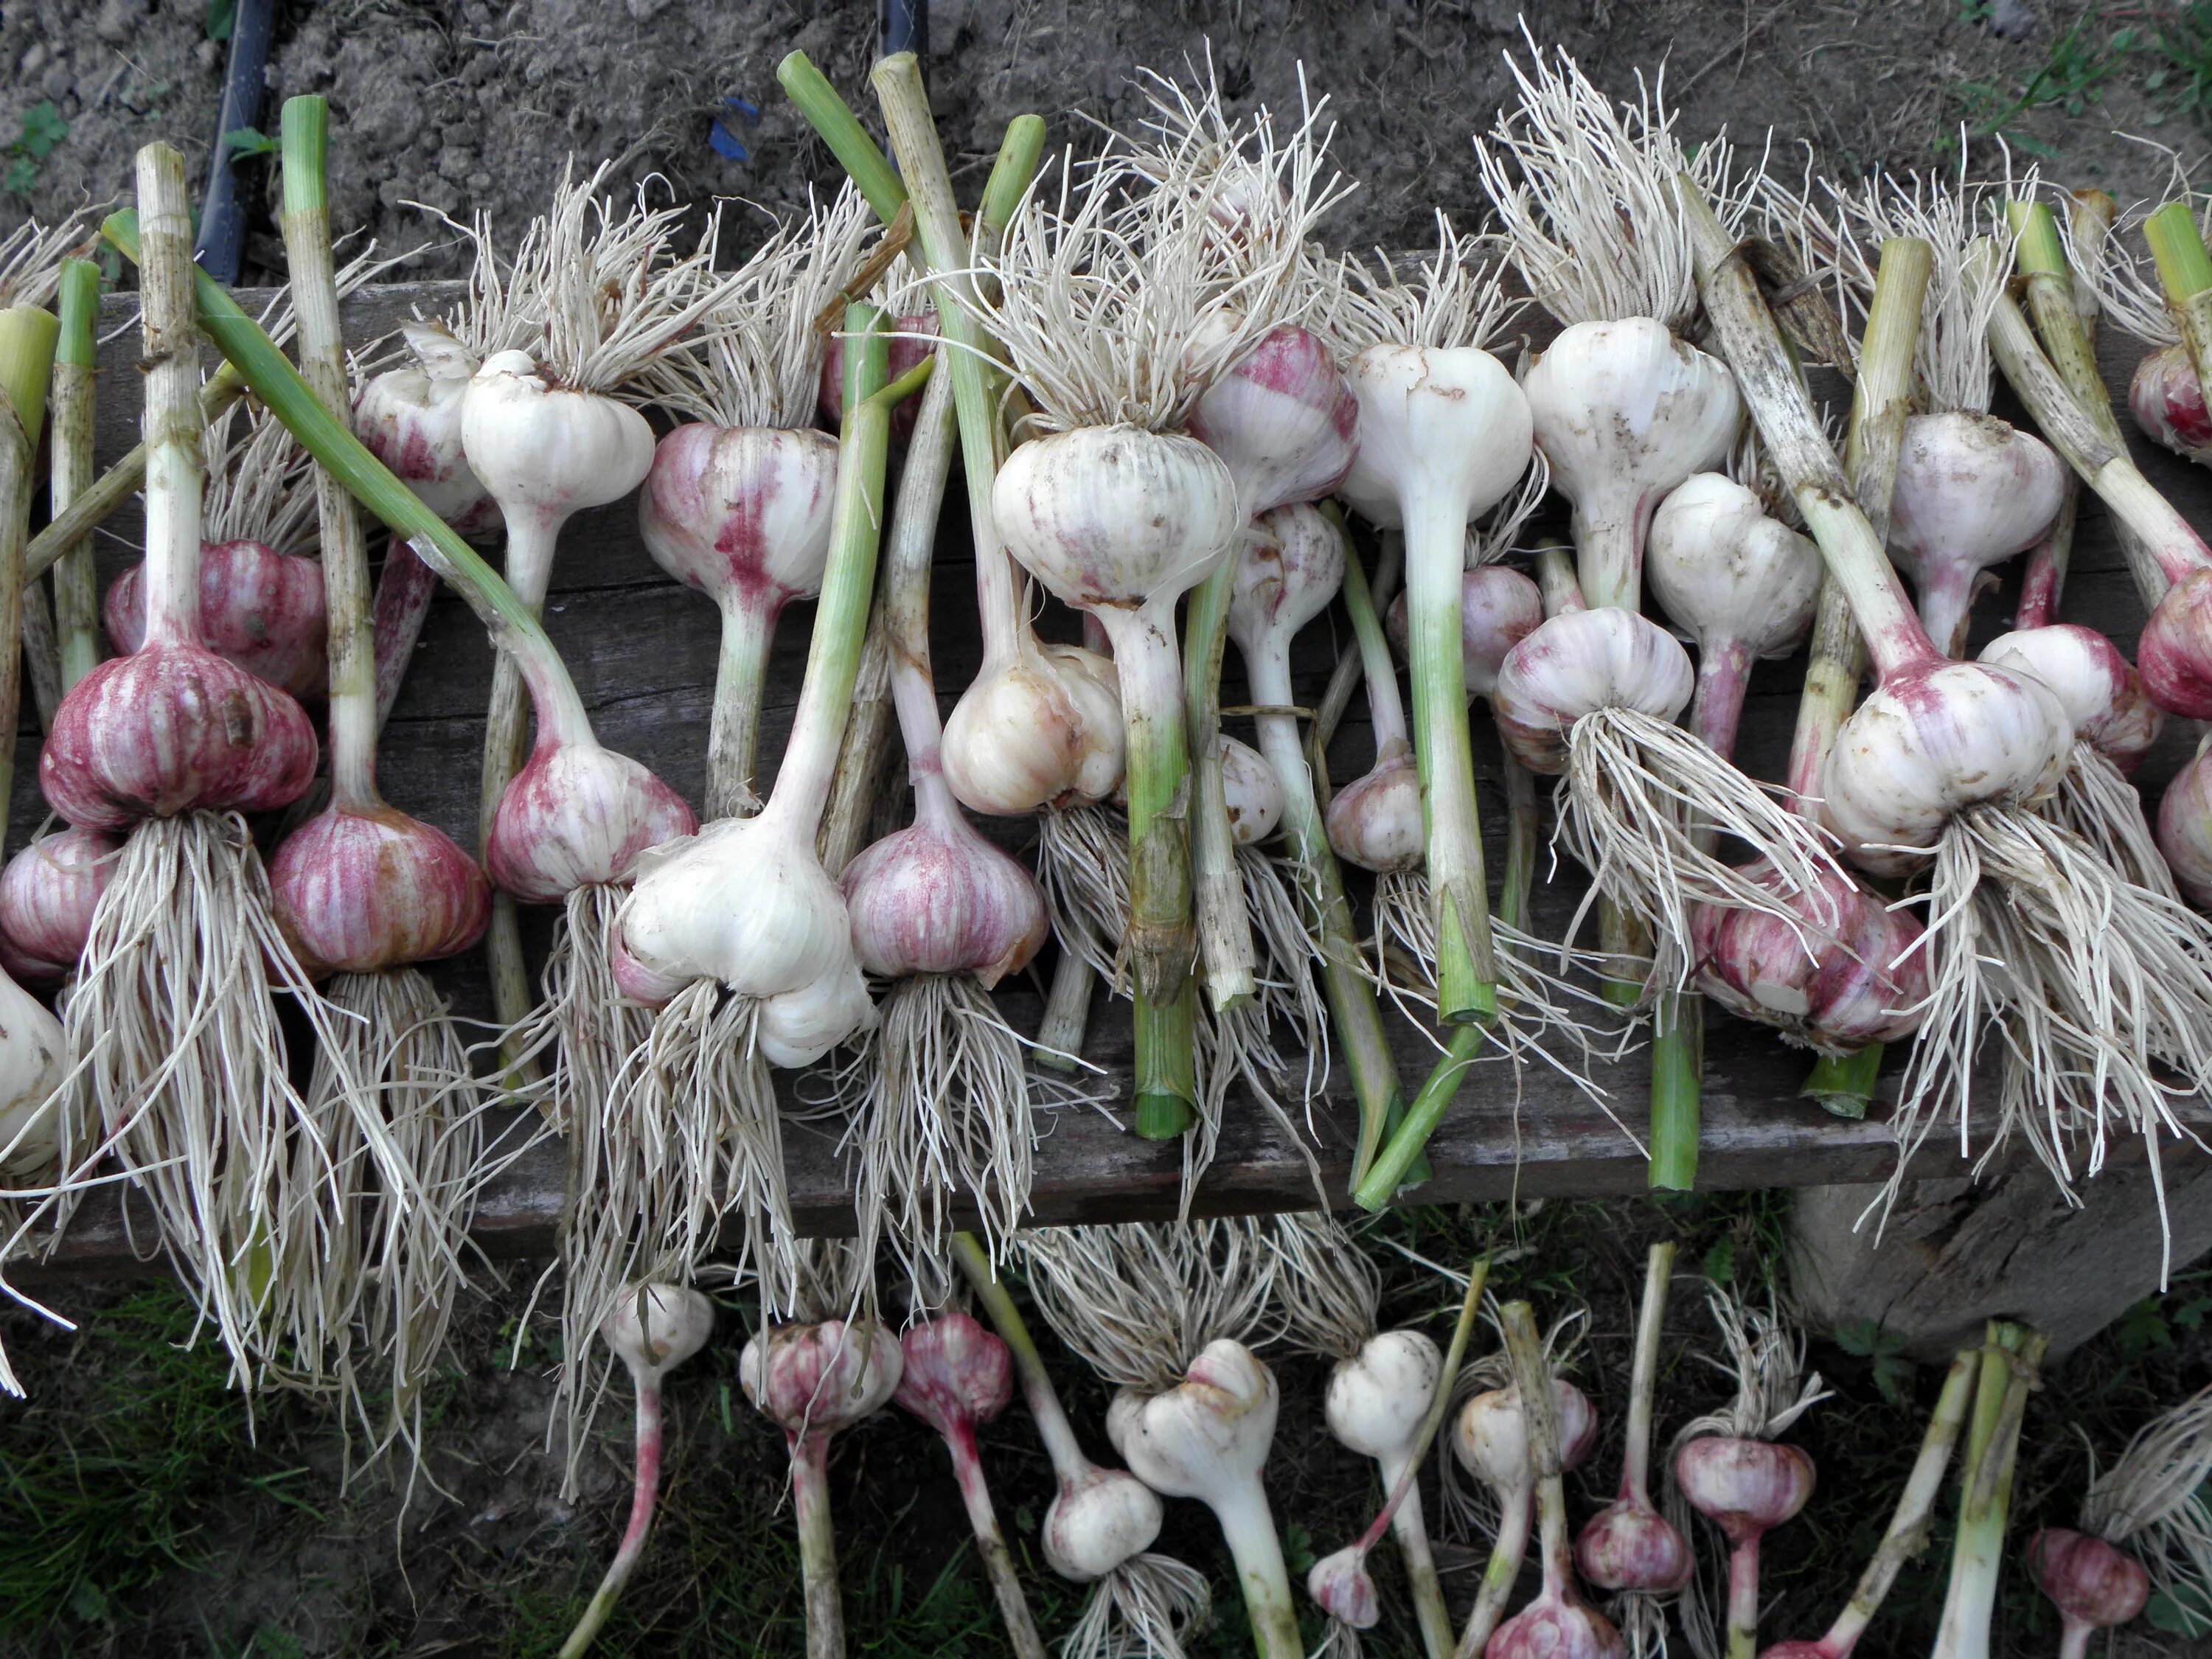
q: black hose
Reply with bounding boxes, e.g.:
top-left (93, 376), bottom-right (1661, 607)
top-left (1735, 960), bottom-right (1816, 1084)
top-left (194, 0), bottom-right (276, 283)
top-left (879, 0), bottom-right (928, 63)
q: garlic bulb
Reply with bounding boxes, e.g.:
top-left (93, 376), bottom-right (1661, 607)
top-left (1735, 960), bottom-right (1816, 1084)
top-left (638, 422), bottom-right (838, 817)
top-left (1521, 317), bottom-right (1739, 609)
top-left (41, 640), bottom-right (320, 830)
top-left (270, 804), bottom-right (490, 977)
top-left (818, 312), bottom-right (935, 439)
top-left (618, 815), bottom-right (874, 1066)
top-left (0, 826), bottom-right (117, 984)
top-left (1338, 344), bottom-right (1533, 540)
top-left (2129, 341), bottom-right (2212, 466)
top-left (1492, 607), bottom-right (1694, 776)
top-left (487, 737), bottom-right (696, 905)
top-left (841, 779), bottom-right (1048, 987)
top-left (1820, 659), bottom-right (2073, 876)
top-left (603, 1281), bottom-right (714, 1376)
top-left (740, 1317), bottom-right (903, 1434)
top-left (355, 321), bottom-right (501, 539)
top-left (1392, 565), bottom-right (1548, 706)
top-left (2028, 1528), bottom-right (2150, 1655)
top-left (0, 972), bottom-right (70, 1182)
top-left (461, 349), bottom-right (655, 602)
top-left (1692, 865), bottom-right (1928, 1052)
top-left (2158, 740), bottom-right (2212, 908)
top-left (1648, 472), bottom-right (1820, 760)
top-left (2138, 566), bottom-right (2212, 721)
top-left (1217, 735), bottom-right (1281, 845)
top-left (942, 645), bottom-right (1124, 815)
top-left (104, 538), bottom-right (329, 699)
top-left (1186, 321), bottom-right (1360, 519)
top-left (1887, 411), bottom-right (2065, 656)
top-left (1046, 1462), bottom-right (1164, 1582)
top-left (1979, 625), bottom-right (2164, 774)
top-left (1326, 745), bottom-right (1422, 874)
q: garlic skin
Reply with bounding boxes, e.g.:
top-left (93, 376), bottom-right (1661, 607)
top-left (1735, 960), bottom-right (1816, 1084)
top-left (2157, 741), bottom-right (2212, 908)
top-left (1979, 625), bottom-right (2164, 773)
top-left (841, 792), bottom-right (1048, 987)
top-left (1325, 742), bottom-right (1423, 874)
top-left (616, 815), bottom-right (874, 1066)
top-left (602, 1281), bottom-right (714, 1376)
top-left (740, 1318), bottom-right (903, 1435)
top-left (0, 973), bottom-right (70, 1181)
top-left (639, 424), bottom-right (838, 610)
top-left (2130, 341), bottom-right (2212, 465)
top-left (1574, 1497), bottom-right (1692, 1594)
top-left (1108, 1340), bottom-right (1281, 1502)
top-left (0, 827), bottom-right (119, 984)
top-left (2137, 566), bottom-right (2212, 721)
top-left (1046, 1462), bottom-right (1164, 1582)
top-left (460, 350), bottom-right (655, 560)
top-left (41, 642), bottom-right (321, 830)
top-left (487, 741), bottom-right (697, 905)
top-left (105, 540), bottom-right (330, 700)
top-left (355, 321), bottom-right (501, 540)
top-left (1218, 736), bottom-right (1282, 845)
top-left (1820, 660), bottom-right (2073, 876)
top-left (1338, 344), bottom-right (1534, 534)
top-left (1521, 319), bottom-right (1739, 607)
top-left (1491, 607), bottom-right (1696, 774)
top-left (894, 1312), bottom-right (1015, 1438)
top-left (993, 425), bottom-right (1239, 616)
top-left (269, 804), bottom-right (492, 977)
top-left (1888, 412), bottom-right (2066, 655)
top-left (1187, 321), bottom-right (1360, 518)
top-left (1324, 1329), bottom-right (1439, 1470)
top-left (1692, 864), bottom-right (1928, 1052)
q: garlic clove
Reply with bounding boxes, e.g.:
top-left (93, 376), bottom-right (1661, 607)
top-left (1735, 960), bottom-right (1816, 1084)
top-left (105, 540), bottom-right (330, 700)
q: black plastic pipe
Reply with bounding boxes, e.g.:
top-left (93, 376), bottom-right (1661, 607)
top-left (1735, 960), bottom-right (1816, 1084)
top-left (194, 0), bottom-right (276, 282)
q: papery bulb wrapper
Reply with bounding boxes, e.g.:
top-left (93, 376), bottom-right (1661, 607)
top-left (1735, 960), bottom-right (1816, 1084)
top-left (0, 827), bottom-right (119, 983)
top-left (105, 540), bottom-right (329, 699)
top-left (41, 642), bottom-right (320, 829)
top-left (2138, 566), bottom-right (2212, 721)
top-left (487, 741), bottom-right (696, 902)
top-left (0, 972), bottom-right (71, 1182)
top-left (270, 804), bottom-right (492, 976)
top-left (2158, 745), bottom-right (2212, 908)
top-left (894, 1312), bottom-right (1015, 1436)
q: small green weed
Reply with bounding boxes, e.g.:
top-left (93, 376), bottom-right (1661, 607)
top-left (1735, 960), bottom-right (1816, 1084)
top-left (3, 104), bottom-right (68, 197)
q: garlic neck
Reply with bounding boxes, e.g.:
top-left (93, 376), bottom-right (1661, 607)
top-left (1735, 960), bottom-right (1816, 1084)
top-left (1573, 498), bottom-right (1650, 614)
top-left (708, 594), bottom-right (779, 821)
top-left (1209, 1472), bottom-right (1305, 1659)
top-left (500, 508), bottom-right (566, 613)
top-left (1691, 635), bottom-right (1755, 764)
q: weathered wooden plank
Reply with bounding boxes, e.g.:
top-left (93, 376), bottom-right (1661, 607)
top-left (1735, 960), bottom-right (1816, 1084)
top-left (13, 280), bottom-right (2211, 1270)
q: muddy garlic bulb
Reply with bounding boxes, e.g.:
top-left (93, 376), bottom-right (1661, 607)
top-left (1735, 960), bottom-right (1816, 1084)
top-left (355, 321), bottom-right (501, 539)
top-left (105, 539), bottom-right (330, 700)
top-left (1887, 412), bottom-right (2066, 657)
top-left (0, 827), bottom-right (119, 984)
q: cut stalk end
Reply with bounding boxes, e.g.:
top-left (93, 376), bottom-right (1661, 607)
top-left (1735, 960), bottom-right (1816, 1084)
top-left (2146, 201), bottom-right (2212, 310)
top-left (1801, 1045), bottom-right (1882, 1119)
top-left (0, 304), bottom-right (59, 452)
